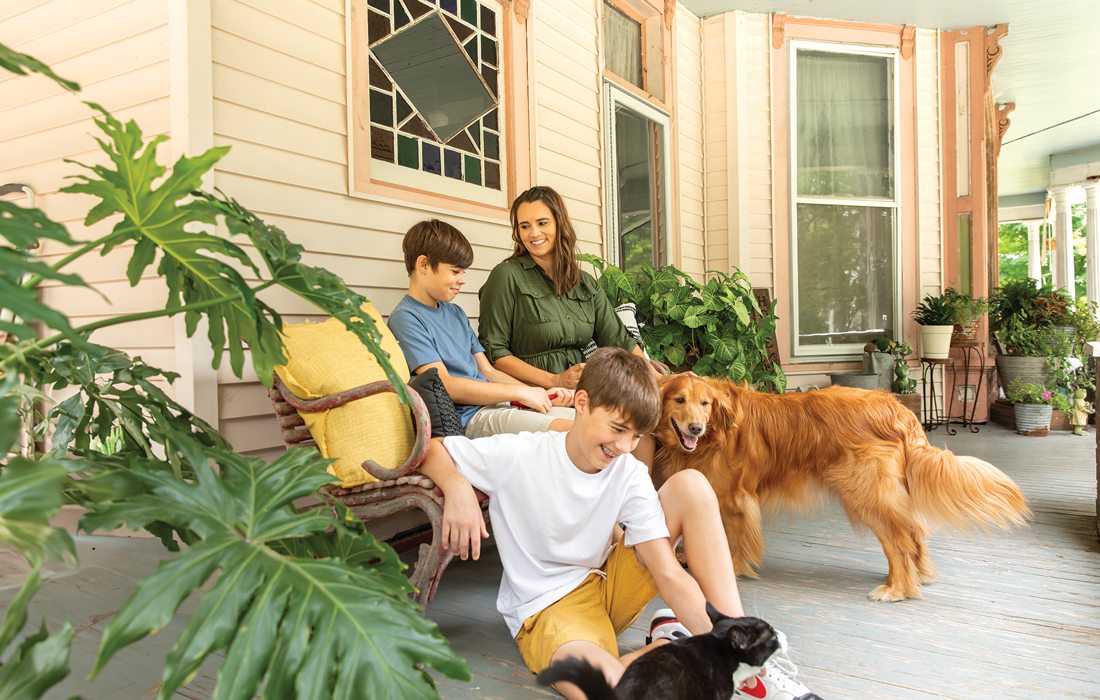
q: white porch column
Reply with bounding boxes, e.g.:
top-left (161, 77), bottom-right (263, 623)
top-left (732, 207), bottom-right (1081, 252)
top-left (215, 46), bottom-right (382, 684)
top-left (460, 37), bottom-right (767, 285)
top-left (1086, 180), bottom-right (1100, 314)
top-left (1051, 187), bottom-right (1074, 294)
top-left (1026, 220), bottom-right (1042, 282)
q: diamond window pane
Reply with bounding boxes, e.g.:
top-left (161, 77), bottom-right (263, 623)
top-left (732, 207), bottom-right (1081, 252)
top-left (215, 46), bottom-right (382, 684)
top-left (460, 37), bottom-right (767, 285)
top-left (366, 2), bottom-right (502, 191)
top-left (461, 0), bottom-right (478, 25)
top-left (464, 155), bottom-right (481, 185)
top-left (444, 149), bottom-right (462, 179)
top-left (372, 13), bottom-right (495, 142)
top-left (423, 142), bottom-right (442, 174)
top-left (369, 89), bottom-right (392, 127)
top-left (398, 134), bottom-right (419, 168)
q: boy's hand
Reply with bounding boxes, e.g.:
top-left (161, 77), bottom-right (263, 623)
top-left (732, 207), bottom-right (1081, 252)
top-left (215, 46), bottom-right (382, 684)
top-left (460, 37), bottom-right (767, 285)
top-left (552, 363), bottom-right (585, 389)
top-left (513, 385), bottom-right (552, 412)
top-left (548, 387), bottom-right (574, 407)
top-left (441, 479), bottom-right (489, 560)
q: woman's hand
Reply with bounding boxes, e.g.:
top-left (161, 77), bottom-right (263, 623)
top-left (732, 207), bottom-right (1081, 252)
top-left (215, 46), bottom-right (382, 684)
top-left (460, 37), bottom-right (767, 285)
top-left (549, 387), bottom-right (575, 407)
top-left (553, 363), bottom-right (585, 389)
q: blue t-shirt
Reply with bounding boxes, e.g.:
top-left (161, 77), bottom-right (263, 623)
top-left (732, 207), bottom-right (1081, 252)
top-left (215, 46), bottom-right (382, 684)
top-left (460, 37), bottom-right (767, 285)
top-left (387, 295), bottom-right (487, 427)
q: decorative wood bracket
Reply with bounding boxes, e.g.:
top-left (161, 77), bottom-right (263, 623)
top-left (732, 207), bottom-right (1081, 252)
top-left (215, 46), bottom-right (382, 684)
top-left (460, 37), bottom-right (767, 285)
top-left (985, 23), bottom-right (1008, 78)
top-left (508, 0), bottom-right (530, 23)
top-left (997, 102), bottom-right (1016, 146)
top-left (772, 13), bottom-right (786, 49)
top-left (900, 25), bottom-right (916, 59)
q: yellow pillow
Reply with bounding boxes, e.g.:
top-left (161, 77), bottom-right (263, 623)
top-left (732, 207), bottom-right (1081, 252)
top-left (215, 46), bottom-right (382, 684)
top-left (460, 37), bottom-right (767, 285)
top-left (275, 302), bottom-right (413, 487)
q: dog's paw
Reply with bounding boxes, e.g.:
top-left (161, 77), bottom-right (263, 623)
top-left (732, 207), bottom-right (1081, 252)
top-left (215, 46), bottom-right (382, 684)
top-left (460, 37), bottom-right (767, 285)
top-left (867, 584), bottom-right (921, 602)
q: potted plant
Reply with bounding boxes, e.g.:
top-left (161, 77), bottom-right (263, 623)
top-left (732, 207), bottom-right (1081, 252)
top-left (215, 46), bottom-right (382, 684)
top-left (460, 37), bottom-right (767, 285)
top-left (867, 337), bottom-right (920, 417)
top-left (580, 255), bottom-right (786, 392)
top-left (912, 292), bottom-right (955, 359)
top-left (990, 279), bottom-right (1074, 390)
top-left (1007, 383), bottom-right (1053, 435)
top-left (942, 288), bottom-right (989, 346)
top-left (1004, 380), bottom-right (1061, 436)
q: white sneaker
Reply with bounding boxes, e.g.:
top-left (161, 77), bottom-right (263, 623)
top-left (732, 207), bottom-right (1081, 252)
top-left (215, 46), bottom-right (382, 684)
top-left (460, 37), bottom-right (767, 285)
top-left (734, 649), bottom-right (823, 700)
top-left (645, 607), bottom-right (690, 644)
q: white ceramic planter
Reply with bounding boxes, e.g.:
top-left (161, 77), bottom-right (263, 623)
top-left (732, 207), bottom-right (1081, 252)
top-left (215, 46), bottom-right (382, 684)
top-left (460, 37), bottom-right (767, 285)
top-left (918, 324), bottom-right (953, 359)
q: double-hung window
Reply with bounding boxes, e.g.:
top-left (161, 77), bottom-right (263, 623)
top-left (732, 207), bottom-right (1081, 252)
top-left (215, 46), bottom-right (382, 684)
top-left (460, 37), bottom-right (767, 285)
top-left (602, 0), bottom-right (671, 272)
top-left (789, 42), bottom-right (900, 357)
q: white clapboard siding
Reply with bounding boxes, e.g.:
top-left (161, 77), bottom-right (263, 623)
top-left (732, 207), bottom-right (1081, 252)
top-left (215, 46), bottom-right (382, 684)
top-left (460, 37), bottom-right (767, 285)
top-left (675, 5), bottom-right (705, 278)
top-left (915, 29), bottom-right (942, 298)
top-left (738, 13), bottom-right (774, 289)
top-left (701, 15), bottom-right (730, 277)
top-left (0, 0), bottom-right (174, 393)
top-left (530, 0), bottom-right (603, 249)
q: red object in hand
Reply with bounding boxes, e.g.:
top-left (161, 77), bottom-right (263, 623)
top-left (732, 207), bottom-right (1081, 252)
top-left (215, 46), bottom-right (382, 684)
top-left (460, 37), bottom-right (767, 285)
top-left (511, 391), bottom-right (559, 409)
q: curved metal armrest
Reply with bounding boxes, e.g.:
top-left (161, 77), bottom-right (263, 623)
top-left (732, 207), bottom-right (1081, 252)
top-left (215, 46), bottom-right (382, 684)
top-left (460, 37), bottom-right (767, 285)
top-left (274, 375), bottom-right (431, 482)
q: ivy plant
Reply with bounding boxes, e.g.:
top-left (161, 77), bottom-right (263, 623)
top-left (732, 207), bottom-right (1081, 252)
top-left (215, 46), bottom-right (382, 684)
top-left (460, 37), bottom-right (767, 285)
top-left (580, 255), bottom-right (786, 392)
top-left (0, 43), bottom-right (466, 699)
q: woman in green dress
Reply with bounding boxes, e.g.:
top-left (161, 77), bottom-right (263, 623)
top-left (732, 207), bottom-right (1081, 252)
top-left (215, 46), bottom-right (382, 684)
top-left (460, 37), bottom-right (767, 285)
top-left (478, 185), bottom-right (650, 389)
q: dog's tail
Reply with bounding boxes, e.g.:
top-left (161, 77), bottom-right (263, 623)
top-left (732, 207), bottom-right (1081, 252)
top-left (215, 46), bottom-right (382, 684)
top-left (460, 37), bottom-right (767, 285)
top-left (902, 412), bottom-right (1031, 529)
top-left (537, 657), bottom-right (617, 700)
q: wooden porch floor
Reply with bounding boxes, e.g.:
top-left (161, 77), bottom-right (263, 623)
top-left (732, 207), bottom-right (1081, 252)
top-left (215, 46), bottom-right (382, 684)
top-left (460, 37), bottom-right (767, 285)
top-left (2, 422), bottom-right (1096, 699)
top-left (429, 423), bottom-right (1100, 699)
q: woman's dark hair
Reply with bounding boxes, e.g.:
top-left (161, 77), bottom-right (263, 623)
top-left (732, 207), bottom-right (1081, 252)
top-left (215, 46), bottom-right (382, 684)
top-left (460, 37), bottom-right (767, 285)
top-left (508, 186), bottom-right (580, 296)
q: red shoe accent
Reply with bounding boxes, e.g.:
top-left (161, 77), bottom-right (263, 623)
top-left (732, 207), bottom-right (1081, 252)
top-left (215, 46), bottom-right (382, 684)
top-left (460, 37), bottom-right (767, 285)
top-left (739, 676), bottom-right (768, 699)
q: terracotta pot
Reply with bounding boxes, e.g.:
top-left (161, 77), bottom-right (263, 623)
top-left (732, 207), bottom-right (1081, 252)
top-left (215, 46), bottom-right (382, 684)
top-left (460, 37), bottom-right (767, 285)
top-left (951, 319), bottom-right (981, 346)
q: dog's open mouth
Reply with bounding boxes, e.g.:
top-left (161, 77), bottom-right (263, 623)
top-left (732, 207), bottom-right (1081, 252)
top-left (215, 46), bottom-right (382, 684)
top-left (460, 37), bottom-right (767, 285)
top-left (670, 419), bottom-right (699, 452)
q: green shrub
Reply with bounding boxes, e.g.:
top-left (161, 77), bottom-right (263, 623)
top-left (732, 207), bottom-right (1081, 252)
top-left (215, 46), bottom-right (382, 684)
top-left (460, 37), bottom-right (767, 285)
top-left (580, 256), bottom-right (786, 392)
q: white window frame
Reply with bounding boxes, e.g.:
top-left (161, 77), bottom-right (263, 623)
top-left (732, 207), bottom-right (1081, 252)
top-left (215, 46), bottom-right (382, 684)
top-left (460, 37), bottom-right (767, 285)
top-left (604, 82), bottom-right (671, 269)
top-left (787, 40), bottom-right (902, 359)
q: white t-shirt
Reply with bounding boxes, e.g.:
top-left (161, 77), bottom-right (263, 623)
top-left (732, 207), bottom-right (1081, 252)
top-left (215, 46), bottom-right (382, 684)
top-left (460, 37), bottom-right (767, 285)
top-left (443, 431), bottom-right (669, 637)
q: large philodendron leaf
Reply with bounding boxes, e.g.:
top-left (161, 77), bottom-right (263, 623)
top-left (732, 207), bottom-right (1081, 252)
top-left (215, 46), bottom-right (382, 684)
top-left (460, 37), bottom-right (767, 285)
top-left (0, 387), bottom-right (76, 568)
top-left (81, 447), bottom-right (469, 699)
top-left (200, 190), bottom-right (408, 397)
top-left (0, 571), bottom-right (75, 700)
top-left (60, 105), bottom-right (283, 379)
top-left (0, 42), bottom-right (79, 91)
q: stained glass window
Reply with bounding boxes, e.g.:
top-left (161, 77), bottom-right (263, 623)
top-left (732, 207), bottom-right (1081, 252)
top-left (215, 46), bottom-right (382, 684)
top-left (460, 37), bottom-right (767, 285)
top-left (366, 0), bottom-right (502, 190)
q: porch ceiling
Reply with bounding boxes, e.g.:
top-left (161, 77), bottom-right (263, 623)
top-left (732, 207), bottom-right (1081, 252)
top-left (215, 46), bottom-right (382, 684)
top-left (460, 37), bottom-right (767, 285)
top-left (680, 0), bottom-right (1100, 201)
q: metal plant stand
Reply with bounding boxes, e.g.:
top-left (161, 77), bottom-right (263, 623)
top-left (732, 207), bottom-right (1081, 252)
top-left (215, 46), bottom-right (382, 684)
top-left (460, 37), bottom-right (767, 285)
top-left (921, 342), bottom-right (986, 435)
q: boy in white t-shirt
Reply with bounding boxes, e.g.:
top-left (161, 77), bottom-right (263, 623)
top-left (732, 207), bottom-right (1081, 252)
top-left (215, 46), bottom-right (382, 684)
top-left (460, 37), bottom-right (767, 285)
top-left (419, 347), bottom-right (821, 700)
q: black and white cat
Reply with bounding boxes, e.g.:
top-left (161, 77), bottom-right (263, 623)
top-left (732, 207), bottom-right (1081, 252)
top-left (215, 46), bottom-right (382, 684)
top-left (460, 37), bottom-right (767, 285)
top-left (537, 603), bottom-right (781, 700)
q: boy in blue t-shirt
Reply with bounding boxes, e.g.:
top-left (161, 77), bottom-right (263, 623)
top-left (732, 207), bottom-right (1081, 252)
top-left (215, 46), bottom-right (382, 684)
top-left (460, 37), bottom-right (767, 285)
top-left (388, 220), bottom-right (575, 438)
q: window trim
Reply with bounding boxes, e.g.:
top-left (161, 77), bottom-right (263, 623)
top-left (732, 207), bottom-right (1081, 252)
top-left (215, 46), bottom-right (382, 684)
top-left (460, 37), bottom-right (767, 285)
top-left (600, 0), bottom-right (671, 110)
top-left (787, 40), bottom-right (903, 359)
top-left (604, 81), bottom-right (672, 270)
top-left (345, 0), bottom-right (529, 216)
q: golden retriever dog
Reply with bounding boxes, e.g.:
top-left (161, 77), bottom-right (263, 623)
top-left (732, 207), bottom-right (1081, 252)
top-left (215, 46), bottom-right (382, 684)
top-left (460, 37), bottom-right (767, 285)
top-left (654, 374), bottom-right (1030, 601)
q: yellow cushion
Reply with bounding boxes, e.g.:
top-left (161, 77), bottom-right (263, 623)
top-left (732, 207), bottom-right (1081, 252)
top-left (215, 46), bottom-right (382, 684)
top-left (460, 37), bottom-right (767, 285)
top-left (275, 302), bottom-right (413, 487)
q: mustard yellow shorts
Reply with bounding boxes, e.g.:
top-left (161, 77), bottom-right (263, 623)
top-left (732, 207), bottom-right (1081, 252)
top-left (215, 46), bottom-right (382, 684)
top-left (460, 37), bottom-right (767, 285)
top-left (514, 540), bottom-right (659, 673)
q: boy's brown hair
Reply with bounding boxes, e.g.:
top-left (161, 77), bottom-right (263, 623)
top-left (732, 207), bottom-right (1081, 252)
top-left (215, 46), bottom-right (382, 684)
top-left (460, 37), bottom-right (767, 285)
top-left (403, 219), bottom-right (474, 274)
top-left (576, 347), bottom-right (659, 433)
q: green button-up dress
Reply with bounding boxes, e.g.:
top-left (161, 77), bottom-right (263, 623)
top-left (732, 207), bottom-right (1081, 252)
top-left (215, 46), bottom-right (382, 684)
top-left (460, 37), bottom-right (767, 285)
top-left (477, 255), bottom-right (637, 374)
